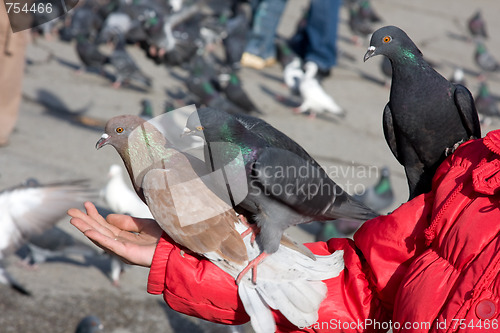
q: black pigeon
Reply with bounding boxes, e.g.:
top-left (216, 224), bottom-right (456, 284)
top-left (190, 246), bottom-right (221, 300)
top-left (109, 34), bottom-right (152, 89)
top-left (468, 10), bottom-right (488, 39)
top-left (353, 166), bottom-right (394, 212)
top-left (475, 81), bottom-right (500, 124)
top-left (364, 26), bottom-right (481, 199)
top-left (75, 35), bottom-right (109, 72)
top-left (218, 72), bottom-right (262, 114)
top-left (183, 108), bottom-right (378, 258)
top-left (475, 42), bottom-right (500, 73)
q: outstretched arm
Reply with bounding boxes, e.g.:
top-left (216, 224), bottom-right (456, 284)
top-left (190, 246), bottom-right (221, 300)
top-left (68, 201), bottom-right (163, 267)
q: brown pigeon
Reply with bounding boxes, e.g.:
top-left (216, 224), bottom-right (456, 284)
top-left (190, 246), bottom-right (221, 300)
top-left (95, 114), bottom-right (345, 333)
top-left (95, 115), bottom-right (247, 264)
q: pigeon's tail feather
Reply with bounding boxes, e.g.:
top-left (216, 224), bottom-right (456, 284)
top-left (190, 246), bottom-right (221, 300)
top-left (238, 285), bottom-right (276, 333)
top-left (328, 191), bottom-right (379, 221)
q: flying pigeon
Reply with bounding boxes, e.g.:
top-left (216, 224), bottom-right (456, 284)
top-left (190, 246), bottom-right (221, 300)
top-left (75, 315), bottom-right (104, 333)
top-left (353, 166), bottom-right (394, 212)
top-left (474, 42), bottom-right (500, 73)
top-left (95, 114), bottom-right (344, 332)
top-left (364, 26), bottom-right (481, 199)
top-left (467, 10), bottom-right (488, 40)
top-left (297, 62), bottom-right (344, 118)
top-left (475, 81), bottom-right (500, 125)
top-left (109, 34), bottom-right (152, 89)
top-left (183, 107), bottom-right (378, 267)
top-left (0, 178), bottom-right (94, 295)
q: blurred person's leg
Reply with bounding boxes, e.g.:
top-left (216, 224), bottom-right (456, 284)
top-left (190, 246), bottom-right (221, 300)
top-left (241, 0), bottom-right (287, 69)
top-left (290, 0), bottom-right (341, 75)
top-left (0, 7), bottom-right (28, 146)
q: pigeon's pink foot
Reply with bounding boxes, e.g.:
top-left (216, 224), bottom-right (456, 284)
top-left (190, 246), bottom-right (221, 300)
top-left (236, 252), bottom-right (268, 285)
top-left (239, 215), bottom-right (259, 245)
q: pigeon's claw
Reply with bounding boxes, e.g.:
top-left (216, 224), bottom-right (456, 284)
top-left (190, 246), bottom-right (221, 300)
top-left (236, 252), bottom-right (268, 285)
top-left (238, 215), bottom-right (259, 245)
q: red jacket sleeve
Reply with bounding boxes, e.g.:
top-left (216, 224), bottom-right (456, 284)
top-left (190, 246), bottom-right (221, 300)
top-left (146, 156), bottom-right (453, 331)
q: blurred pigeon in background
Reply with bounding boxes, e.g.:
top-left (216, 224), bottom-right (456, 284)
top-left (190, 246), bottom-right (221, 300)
top-left (475, 81), bottom-right (500, 125)
top-left (468, 10), bottom-right (488, 40)
top-left (475, 42), bottom-right (499, 73)
top-left (297, 62), bottom-right (344, 118)
top-left (75, 315), bottom-right (104, 333)
top-left (22, 226), bottom-right (98, 268)
top-left (110, 34), bottom-right (152, 89)
top-left (353, 166), bottom-right (394, 212)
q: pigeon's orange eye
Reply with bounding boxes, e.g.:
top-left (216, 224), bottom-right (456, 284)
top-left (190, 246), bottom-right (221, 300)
top-left (196, 126), bottom-right (204, 131)
top-left (116, 127), bottom-right (124, 133)
top-left (383, 36), bottom-right (392, 43)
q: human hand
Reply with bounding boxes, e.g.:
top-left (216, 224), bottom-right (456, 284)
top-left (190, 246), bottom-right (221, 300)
top-left (68, 202), bottom-right (163, 267)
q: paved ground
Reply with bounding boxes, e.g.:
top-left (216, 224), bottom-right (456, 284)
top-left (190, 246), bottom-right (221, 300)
top-left (1, 0), bottom-right (499, 332)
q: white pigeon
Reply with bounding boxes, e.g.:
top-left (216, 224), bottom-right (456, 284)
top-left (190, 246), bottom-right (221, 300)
top-left (101, 164), bottom-right (152, 286)
top-left (283, 57), bottom-right (304, 94)
top-left (297, 62), bottom-right (345, 118)
top-left (101, 164), bottom-right (153, 219)
top-left (0, 179), bottom-right (94, 295)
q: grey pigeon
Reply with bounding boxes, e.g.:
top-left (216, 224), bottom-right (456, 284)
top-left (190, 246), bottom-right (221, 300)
top-left (475, 42), bottom-right (500, 73)
top-left (140, 99), bottom-right (154, 120)
top-left (468, 10), bottom-right (488, 39)
top-left (75, 315), bottom-right (103, 333)
top-left (348, 4), bottom-right (374, 45)
top-left (23, 226), bottom-right (98, 267)
top-left (353, 166), bottom-right (394, 212)
top-left (110, 34), bottom-right (152, 89)
top-left (475, 81), bottom-right (500, 125)
top-left (0, 179), bottom-right (94, 295)
top-left (95, 114), bottom-right (344, 333)
top-left (358, 0), bottom-right (382, 23)
top-left (183, 108), bottom-right (378, 258)
top-left (364, 26), bottom-right (481, 199)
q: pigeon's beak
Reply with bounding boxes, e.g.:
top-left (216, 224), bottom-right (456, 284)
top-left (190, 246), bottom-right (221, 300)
top-left (96, 133), bottom-right (110, 150)
top-left (180, 127), bottom-right (194, 137)
top-left (364, 46), bottom-right (376, 62)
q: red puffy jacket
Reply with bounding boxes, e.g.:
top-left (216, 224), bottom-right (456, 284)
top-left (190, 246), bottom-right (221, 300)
top-left (147, 130), bottom-right (500, 332)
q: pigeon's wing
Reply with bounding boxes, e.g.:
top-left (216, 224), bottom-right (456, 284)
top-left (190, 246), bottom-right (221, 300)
top-left (142, 166), bottom-right (248, 264)
top-left (0, 181), bottom-right (94, 253)
top-left (382, 103), bottom-right (401, 163)
top-left (0, 262), bottom-right (31, 295)
top-left (454, 84), bottom-right (481, 139)
top-left (253, 148), bottom-right (378, 221)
